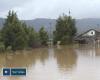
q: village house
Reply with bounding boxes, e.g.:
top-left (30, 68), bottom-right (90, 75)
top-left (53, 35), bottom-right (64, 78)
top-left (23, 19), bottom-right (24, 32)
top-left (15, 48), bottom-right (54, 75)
top-left (74, 29), bottom-right (100, 44)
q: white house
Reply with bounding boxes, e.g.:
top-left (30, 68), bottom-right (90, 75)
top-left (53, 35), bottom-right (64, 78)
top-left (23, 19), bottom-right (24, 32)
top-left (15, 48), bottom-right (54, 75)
top-left (74, 29), bottom-right (100, 44)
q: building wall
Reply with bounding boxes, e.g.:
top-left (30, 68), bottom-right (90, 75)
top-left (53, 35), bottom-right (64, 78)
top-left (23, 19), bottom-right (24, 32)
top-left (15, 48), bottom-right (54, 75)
top-left (83, 30), bottom-right (95, 36)
top-left (75, 30), bottom-right (100, 44)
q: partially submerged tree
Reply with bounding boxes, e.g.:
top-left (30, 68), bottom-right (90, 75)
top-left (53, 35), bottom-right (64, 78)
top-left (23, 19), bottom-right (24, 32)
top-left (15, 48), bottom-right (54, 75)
top-left (39, 27), bottom-right (48, 46)
top-left (27, 27), bottom-right (40, 48)
top-left (1, 11), bottom-right (28, 50)
top-left (1, 11), bottom-right (49, 51)
top-left (53, 14), bottom-right (77, 44)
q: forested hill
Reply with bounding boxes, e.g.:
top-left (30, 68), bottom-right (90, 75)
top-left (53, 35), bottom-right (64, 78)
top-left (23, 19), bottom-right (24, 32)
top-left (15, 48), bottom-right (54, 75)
top-left (0, 18), bottom-right (100, 34)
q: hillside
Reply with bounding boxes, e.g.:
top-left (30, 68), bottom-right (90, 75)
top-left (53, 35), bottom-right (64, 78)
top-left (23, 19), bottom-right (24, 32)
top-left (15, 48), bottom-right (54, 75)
top-left (0, 18), bottom-right (100, 34)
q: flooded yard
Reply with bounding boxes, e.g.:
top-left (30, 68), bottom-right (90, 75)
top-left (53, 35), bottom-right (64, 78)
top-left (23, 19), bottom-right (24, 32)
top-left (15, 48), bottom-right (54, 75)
top-left (0, 45), bottom-right (100, 80)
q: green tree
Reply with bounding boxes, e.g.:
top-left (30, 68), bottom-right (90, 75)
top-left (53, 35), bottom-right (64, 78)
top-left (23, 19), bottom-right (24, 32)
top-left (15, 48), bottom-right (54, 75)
top-left (39, 27), bottom-right (48, 46)
top-left (27, 27), bottom-right (40, 47)
top-left (54, 14), bottom-right (77, 44)
top-left (1, 11), bottom-right (28, 50)
top-left (22, 23), bottom-right (40, 48)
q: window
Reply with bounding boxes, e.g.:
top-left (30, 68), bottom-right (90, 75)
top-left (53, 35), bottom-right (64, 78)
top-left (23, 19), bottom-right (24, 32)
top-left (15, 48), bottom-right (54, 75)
top-left (91, 32), bottom-right (93, 34)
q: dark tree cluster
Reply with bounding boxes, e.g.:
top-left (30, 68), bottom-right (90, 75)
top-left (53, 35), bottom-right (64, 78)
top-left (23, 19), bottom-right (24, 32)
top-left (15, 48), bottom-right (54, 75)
top-left (1, 11), bottom-right (48, 51)
top-left (53, 14), bottom-right (77, 44)
top-left (0, 11), bottom-right (77, 51)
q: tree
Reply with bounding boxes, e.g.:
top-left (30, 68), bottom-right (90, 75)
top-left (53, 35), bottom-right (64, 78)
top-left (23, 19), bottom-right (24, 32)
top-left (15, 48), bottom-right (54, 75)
top-left (39, 27), bottom-right (48, 46)
top-left (53, 14), bottom-right (77, 44)
top-left (27, 27), bottom-right (40, 48)
top-left (22, 23), bottom-right (40, 48)
top-left (1, 11), bottom-right (28, 50)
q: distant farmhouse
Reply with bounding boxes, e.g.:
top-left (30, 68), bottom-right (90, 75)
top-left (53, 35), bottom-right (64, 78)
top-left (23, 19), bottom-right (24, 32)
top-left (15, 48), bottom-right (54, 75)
top-left (74, 29), bottom-right (100, 44)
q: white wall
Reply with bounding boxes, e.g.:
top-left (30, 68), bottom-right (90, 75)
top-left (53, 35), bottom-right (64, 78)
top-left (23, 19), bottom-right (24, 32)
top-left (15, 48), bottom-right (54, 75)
top-left (83, 30), bottom-right (95, 36)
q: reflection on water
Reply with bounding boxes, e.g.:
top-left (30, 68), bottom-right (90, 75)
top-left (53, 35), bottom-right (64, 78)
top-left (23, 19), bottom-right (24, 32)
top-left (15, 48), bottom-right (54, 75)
top-left (0, 45), bottom-right (100, 80)
top-left (5, 48), bottom-right (49, 67)
top-left (73, 45), bottom-right (100, 80)
top-left (0, 53), bottom-right (5, 67)
top-left (75, 45), bottom-right (100, 56)
top-left (54, 46), bottom-right (77, 72)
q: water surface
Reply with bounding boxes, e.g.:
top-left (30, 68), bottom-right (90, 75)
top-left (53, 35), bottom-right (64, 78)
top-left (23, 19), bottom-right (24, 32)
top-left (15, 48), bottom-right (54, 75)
top-left (0, 45), bottom-right (100, 80)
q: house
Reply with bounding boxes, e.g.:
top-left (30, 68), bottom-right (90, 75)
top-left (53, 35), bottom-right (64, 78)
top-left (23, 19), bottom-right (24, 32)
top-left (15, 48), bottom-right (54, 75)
top-left (74, 29), bottom-right (100, 44)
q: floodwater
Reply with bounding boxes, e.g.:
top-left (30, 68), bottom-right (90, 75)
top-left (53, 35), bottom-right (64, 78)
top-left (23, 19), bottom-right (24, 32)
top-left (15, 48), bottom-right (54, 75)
top-left (0, 45), bottom-right (100, 80)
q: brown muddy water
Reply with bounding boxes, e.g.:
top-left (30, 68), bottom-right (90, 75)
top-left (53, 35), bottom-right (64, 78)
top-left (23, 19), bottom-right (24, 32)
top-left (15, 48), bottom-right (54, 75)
top-left (0, 45), bottom-right (100, 80)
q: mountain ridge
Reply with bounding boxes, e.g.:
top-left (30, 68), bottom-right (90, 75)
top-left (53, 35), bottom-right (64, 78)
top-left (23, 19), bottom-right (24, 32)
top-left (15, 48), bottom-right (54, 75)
top-left (0, 18), bottom-right (100, 34)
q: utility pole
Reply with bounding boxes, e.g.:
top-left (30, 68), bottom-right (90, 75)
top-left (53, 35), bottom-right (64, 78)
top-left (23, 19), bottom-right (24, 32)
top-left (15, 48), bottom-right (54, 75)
top-left (49, 22), bottom-right (53, 46)
top-left (49, 22), bottom-right (52, 39)
top-left (69, 10), bottom-right (71, 16)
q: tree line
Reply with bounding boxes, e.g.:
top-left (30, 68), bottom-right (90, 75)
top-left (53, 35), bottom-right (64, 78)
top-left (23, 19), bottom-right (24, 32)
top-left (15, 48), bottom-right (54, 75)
top-left (0, 11), bottom-right (48, 51)
top-left (0, 11), bottom-right (77, 51)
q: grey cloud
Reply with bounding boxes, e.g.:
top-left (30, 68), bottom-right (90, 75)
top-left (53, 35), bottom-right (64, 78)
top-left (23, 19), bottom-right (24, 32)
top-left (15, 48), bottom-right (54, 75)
top-left (0, 0), bottom-right (100, 19)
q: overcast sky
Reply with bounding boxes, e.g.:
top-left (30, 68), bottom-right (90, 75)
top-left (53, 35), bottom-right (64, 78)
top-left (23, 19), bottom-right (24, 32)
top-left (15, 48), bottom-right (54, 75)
top-left (0, 0), bottom-right (100, 20)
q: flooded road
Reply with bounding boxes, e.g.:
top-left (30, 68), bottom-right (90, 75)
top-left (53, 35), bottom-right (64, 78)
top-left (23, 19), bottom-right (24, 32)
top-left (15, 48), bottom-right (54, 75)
top-left (0, 45), bottom-right (100, 80)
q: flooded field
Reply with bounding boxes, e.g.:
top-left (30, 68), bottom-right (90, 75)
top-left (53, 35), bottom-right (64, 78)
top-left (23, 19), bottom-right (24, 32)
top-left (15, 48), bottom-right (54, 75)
top-left (0, 45), bottom-right (100, 80)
